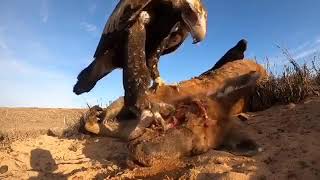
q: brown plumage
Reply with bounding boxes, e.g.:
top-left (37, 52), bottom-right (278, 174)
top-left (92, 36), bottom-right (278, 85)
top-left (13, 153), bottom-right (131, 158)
top-left (73, 0), bottom-right (208, 118)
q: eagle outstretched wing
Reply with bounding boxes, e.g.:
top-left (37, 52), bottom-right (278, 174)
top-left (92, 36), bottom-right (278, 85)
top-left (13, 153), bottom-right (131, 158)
top-left (94, 0), bottom-right (152, 58)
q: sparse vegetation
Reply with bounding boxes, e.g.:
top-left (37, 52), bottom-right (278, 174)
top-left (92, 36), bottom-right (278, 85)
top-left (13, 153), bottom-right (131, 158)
top-left (312, 59), bottom-right (320, 85)
top-left (251, 49), bottom-right (320, 111)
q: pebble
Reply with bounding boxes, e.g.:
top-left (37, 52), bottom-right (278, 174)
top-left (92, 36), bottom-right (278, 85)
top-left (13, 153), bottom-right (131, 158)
top-left (304, 100), bottom-right (312, 104)
top-left (0, 165), bottom-right (8, 174)
top-left (287, 103), bottom-right (296, 109)
top-left (107, 166), bottom-right (114, 172)
top-left (237, 113), bottom-right (250, 121)
top-left (47, 127), bottom-right (65, 137)
top-left (112, 165), bottom-right (118, 170)
top-left (68, 144), bottom-right (78, 152)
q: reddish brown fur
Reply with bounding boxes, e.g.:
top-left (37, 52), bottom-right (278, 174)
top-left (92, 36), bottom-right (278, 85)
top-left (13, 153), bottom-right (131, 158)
top-left (82, 60), bottom-right (267, 166)
top-left (148, 60), bottom-right (267, 113)
top-left (128, 82), bottom-right (260, 166)
top-left (126, 63), bottom-right (265, 166)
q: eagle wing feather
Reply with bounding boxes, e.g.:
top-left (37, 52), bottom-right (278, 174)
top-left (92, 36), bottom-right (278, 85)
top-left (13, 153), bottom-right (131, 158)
top-left (94, 0), bottom-right (152, 58)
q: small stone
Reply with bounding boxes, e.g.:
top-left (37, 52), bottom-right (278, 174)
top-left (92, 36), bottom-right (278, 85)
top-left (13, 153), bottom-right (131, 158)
top-left (79, 134), bottom-right (90, 140)
top-left (107, 166), bottom-right (114, 172)
top-left (237, 113), bottom-right (250, 121)
top-left (0, 133), bottom-right (5, 141)
top-left (116, 171), bottom-right (124, 176)
top-left (112, 165), bottom-right (118, 170)
top-left (47, 127), bottom-right (65, 137)
top-left (287, 103), bottom-right (296, 109)
top-left (298, 160), bottom-right (309, 169)
top-left (71, 176), bottom-right (84, 180)
top-left (0, 165), bottom-right (8, 174)
top-left (68, 144), bottom-right (78, 152)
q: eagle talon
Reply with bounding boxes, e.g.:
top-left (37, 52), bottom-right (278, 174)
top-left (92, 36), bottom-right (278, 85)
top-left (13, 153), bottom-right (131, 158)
top-left (128, 109), bottom-right (155, 140)
top-left (154, 111), bottom-right (170, 131)
top-left (129, 102), bottom-right (176, 140)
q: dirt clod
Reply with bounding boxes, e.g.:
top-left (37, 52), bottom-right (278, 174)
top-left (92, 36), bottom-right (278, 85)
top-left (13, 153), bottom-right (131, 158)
top-left (0, 165), bottom-right (8, 174)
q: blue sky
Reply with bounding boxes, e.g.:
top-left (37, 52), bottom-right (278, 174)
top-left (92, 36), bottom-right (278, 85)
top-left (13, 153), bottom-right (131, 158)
top-left (0, 0), bottom-right (319, 108)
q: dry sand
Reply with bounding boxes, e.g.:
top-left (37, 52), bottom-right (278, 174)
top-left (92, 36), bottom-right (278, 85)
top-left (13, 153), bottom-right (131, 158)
top-left (0, 97), bottom-right (319, 179)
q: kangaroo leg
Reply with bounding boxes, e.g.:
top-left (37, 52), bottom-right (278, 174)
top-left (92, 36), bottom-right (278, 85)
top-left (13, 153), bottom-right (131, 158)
top-left (73, 50), bottom-right (116, 95)
top-left (201, 39), bottom-right (248, 76)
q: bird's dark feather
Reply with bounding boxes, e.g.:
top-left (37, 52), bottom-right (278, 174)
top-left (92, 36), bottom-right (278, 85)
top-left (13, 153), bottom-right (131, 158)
top-left (94, 0), bottom-right (152, 58)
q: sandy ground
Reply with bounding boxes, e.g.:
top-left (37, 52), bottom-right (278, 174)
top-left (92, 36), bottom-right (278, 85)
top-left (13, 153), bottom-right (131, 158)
top-left (0, 97), bottom-right (319, 179)
top-left (0, 108), bottom-right (84, 142)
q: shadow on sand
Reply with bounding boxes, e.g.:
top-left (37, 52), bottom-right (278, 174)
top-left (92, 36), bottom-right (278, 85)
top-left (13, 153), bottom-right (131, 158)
top-left (29, 148), bottom-right (86, 180)
top-left (29, 148), bottom-right (67, 180)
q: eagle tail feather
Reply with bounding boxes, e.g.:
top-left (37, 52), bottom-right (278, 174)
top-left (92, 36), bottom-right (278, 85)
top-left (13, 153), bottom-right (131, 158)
top-left (73, 55), bottom-right (116, 95)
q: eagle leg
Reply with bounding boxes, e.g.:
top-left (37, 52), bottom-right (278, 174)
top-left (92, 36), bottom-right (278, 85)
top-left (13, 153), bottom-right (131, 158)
top-left (122, 11), bottom-right (178, 139)
top-left (148, 55), bottom-right (165, 92)
top-left (148, 22), bottom-right (183, 92)
top-left (148, 42), bottom-right (168, 91)
top-left (123, 11), bottom-right (152, 117)
top-left (128, 102), bottom-right (176, 140)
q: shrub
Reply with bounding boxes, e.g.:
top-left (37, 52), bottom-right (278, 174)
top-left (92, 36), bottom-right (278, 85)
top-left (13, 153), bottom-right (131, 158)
top-left (250, 49), bottom-right (319, 111)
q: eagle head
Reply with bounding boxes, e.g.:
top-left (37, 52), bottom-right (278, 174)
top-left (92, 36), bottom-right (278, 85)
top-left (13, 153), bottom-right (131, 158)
top-left (181, 0), bottom-right (207, 44)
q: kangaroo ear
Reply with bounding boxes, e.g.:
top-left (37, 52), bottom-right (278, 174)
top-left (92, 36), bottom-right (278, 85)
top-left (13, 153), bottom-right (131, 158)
top-left (204, 71), bottom-right (261, 124)
top-left (219, 71), bottom-right (260, 97)
top-left (211, 71), bottom-right (261, 109)
top-left (207, 71), bottom-right (261, 98)
top-left (244, 71), bottom-right (261, 87)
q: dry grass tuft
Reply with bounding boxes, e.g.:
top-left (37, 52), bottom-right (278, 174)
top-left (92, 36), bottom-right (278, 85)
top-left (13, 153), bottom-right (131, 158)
top-left (312, 60), bottom-right (320, 86)
top-left (250, 49), bottom-right (320, 111)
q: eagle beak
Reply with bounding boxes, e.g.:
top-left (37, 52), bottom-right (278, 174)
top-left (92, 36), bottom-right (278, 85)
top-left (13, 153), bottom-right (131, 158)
top-left (182, 3), bottom-right (207, 44)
